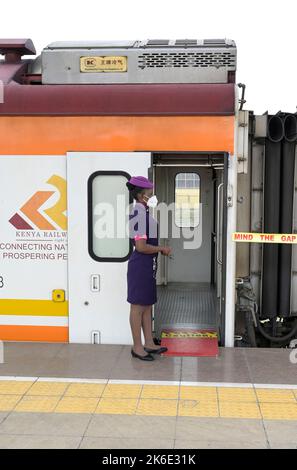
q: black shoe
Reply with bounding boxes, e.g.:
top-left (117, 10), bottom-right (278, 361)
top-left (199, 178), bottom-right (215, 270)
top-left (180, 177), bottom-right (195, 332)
top-left (131, 349), bottom-right (155, 361)
top-left (153, 337), bottom-right (161, 346)
top-left (144, 346), bottom-right (168, 355)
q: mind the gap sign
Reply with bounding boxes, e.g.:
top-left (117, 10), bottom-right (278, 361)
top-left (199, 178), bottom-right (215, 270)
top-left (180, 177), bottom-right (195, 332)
top-left (232, 232), bottom-right (297, 244)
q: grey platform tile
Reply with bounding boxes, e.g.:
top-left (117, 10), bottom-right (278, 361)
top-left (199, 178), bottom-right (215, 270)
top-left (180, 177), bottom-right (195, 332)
top-left (0, 342), bottom-right (64, 377)
top-left (174, 439), bottom-right (268, 449)
top-left (79, 436), bottom-right (174, 449)
top-left (86, 415), bottom-right (176, 439)
top-left (0, 434), bottom-right (81, 449)
top-left (109, 346), bottom-right (182, 381)
top-left (40, 344), bottom-right (124, 379)
top-left (109, 363), bottom-right (182, 381)
top-left (38, 363), bottom-right (116, 380)
top-left (244, 347), bottom-right (294, 355)
top-left (269, 442), bottom-right (297, 449)
top-left (263, 420), bottom-right (297, 445)
top-left (2, 342), bottom-right (64, 359)
top-left (244, 349), bottom-right (297, 385)
top-left (57, 344), bottom-right (124, 358)
top-left (181, 348), bottom-right (251, 383)
top-left (176, 417), bottom-right (267, 444)
top-left (0, 359), bottom-right (55, 378)
top-left (0, 412), bottom-right (91, 437)
top-left (0, 413), bottom-right (9, 425)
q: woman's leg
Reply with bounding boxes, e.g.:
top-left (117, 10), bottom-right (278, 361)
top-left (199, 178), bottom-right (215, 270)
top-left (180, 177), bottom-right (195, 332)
top-left (142, 305), bottom-right (160, 350)
top-left (130, 304), bottom-right (147, 356)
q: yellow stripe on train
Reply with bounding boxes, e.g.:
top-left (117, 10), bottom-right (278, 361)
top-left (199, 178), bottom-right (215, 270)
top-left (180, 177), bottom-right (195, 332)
top-left (0, 299), bottom-right (68, 317)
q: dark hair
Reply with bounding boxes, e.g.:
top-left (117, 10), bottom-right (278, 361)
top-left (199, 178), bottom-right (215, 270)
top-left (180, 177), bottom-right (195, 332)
top-left (126, 182), bottom-right (145, 201)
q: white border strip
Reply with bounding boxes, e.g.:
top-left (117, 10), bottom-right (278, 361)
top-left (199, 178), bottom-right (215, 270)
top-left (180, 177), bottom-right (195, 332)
top-left (37, 377), bottom-right (108, 384)
top-left (0, 376), bottom-right (296, 389)
top-left (180, 381), bottom-right (254, 388)
top-left (0, 376), bottom-right (38, 382)
top-left (108, 379), bottom-right (180, 386)
top-left (253, 383), bottom-right (297, 390)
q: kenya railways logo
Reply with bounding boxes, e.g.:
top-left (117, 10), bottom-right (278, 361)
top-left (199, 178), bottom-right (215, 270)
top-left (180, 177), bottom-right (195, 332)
top-left (9, 175), bottom-right (67, 231)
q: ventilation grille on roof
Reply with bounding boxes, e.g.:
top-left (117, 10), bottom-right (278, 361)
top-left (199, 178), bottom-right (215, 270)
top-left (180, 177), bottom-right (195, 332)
top-left (147, 40), bottom-right (170, 46)
top-left (203, 39), bottom-right (226, 45)
top-left (175, 39), bottom-right (198, 46)
top-left (138, 51), bottom-right (236, 69)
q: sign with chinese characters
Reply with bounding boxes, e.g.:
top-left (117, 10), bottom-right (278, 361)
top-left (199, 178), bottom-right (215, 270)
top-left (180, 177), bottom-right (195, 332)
top-left (80, 56), bottom-right (127, 72)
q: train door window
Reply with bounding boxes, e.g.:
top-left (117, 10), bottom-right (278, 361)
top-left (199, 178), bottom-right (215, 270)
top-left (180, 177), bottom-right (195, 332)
top-left (88, 171), bottom-right (132, 261)
top-left (174, 172), bottom-right (200, 227)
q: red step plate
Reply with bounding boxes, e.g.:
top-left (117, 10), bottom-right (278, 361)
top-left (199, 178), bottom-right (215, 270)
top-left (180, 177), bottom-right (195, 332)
top-left (161, 328), bottom-right (219, 357)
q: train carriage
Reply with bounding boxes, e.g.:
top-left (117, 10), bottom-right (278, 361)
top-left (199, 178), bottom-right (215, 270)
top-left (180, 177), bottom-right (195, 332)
top-left (0, 38), bottom-right (296, 349)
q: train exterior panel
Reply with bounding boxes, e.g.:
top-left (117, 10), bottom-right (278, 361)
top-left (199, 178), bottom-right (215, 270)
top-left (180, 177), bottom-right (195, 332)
top-left (0, 38), bottom-right (296, 348)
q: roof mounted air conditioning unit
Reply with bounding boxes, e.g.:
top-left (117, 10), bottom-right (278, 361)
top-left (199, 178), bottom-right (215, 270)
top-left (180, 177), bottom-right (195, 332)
top-left (41, 39), bottom-right (236, 85)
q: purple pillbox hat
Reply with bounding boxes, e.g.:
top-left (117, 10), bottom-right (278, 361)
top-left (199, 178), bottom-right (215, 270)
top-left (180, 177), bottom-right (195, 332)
top-left (128, 176), bottom-right (154, 189)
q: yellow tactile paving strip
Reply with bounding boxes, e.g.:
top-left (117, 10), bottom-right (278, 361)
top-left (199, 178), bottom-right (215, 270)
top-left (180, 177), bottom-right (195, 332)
top-left (0, 380), bottom-right (296, 420)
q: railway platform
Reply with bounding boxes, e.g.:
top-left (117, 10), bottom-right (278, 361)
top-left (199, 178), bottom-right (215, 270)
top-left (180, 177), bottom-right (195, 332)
top-left (0, 343), bottom-right (296, 449)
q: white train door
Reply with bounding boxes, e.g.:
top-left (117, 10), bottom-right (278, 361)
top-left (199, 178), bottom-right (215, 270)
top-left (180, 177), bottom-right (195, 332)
top-left (67, 152), bottom-right (151, 344)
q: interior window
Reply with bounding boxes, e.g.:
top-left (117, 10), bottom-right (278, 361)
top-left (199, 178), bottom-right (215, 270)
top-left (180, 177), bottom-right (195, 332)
top-left (175, 172), bottom-right (200, 227)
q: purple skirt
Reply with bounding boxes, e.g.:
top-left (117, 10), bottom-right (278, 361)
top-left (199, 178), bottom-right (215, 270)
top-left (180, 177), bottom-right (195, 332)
top-left (127, 251), bottom-right (158, 305)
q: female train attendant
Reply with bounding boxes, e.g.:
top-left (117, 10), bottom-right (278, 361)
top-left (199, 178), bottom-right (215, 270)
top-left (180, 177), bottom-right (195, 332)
top-left (126, 176), bottom-right (172, 361)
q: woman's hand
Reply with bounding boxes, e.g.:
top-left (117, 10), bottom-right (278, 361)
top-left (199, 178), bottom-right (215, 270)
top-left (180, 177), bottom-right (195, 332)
top-left (161, 246), bottom-right (172, 257)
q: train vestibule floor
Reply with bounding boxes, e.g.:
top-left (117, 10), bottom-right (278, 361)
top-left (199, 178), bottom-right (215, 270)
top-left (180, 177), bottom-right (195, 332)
top-left (154, 282), bottom-right (219, 336)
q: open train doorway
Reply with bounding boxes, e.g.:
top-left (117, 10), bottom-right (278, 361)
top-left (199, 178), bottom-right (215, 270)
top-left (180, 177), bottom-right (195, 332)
top-left (152, 153), bottom-right (228, 346)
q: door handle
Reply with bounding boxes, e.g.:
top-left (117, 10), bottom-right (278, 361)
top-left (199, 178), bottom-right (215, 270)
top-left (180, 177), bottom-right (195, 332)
top-left (216, 183), bottom-right (224, 266)
top-left (164, 239), bottom-right (169, 285)
top-left (91, 274), bottom-right (100, 292)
